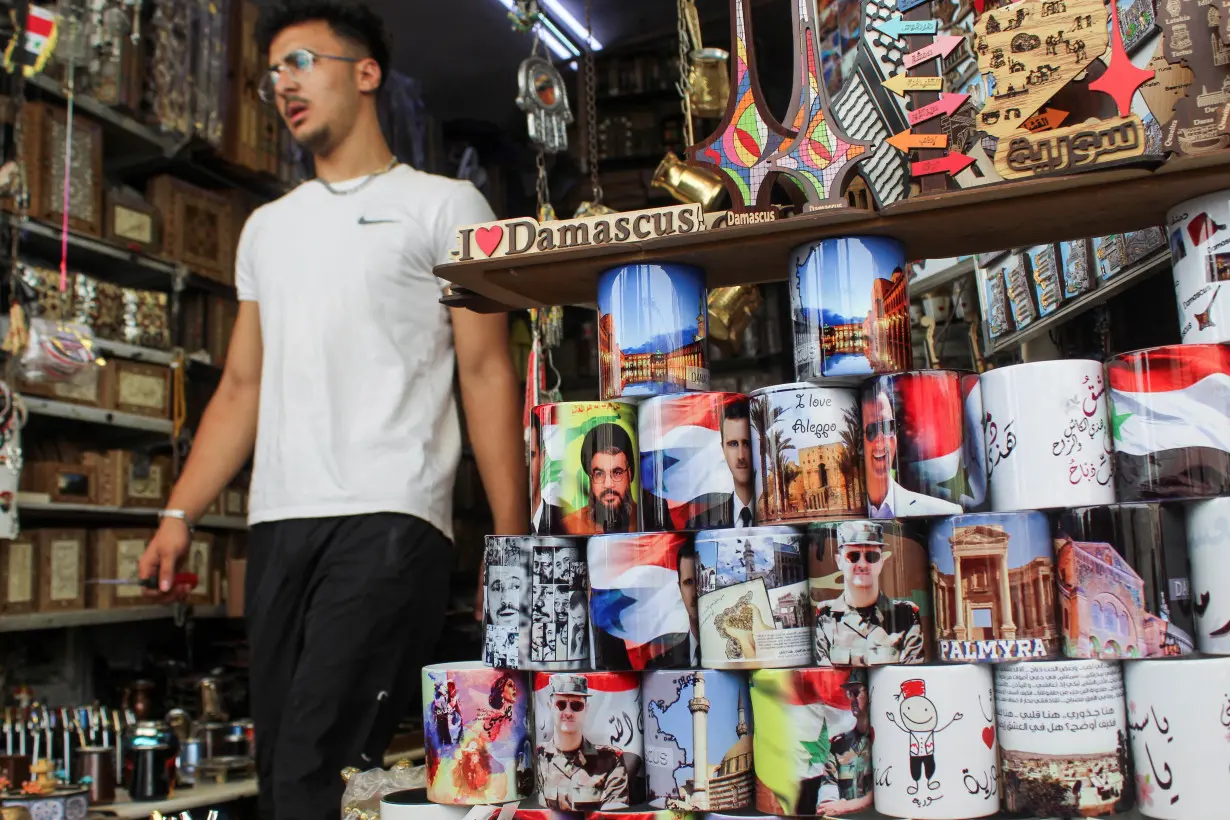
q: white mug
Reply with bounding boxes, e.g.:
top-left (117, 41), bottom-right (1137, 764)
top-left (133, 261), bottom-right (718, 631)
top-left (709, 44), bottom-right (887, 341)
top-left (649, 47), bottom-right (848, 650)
top-left (979, 360), bottom-right (1117, 511)
top-left (1168, 190), bottom-right (1230, 344)
top-left (1186, 497), bottom-right (1230, 653)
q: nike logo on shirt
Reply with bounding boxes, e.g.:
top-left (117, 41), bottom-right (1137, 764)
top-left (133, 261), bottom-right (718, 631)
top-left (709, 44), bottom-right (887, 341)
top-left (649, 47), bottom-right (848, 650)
top-left (358, 217), bottom-right (398, 225)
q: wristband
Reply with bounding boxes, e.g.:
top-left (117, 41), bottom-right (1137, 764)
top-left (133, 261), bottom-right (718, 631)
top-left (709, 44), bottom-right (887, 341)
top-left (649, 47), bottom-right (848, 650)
top-left (158, 509), bottom-right (193, 529)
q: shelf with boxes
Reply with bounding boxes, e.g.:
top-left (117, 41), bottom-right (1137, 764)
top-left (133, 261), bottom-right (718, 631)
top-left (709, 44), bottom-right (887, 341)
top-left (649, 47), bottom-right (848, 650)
top-left (0, 603), bottom-right (230, 634)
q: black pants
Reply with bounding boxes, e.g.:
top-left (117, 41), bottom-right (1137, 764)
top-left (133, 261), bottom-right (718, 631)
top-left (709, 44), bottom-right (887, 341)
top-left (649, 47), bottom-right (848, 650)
top-left (910, 753), bottom-right (937, 781)
top-left (245, 513), bottom-right (454, 820)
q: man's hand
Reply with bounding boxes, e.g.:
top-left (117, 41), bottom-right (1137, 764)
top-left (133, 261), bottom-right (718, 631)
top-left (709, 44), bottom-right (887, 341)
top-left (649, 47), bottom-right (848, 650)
top-left (138, 518), bottom-right (193, 601)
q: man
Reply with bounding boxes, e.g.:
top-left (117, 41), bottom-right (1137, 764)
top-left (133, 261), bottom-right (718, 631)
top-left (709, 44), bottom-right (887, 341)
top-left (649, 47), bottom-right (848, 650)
top-left (678, 541), bottom-right (700, 663)
top-left (136, 3), bottom-right (527, 817)
top-left (530, 413), bottom-right (565, 535)
top-left (562, 423), bottom-right (637, 534)
top-left (864, 390), bottom-right (961, 518)
top-left (813, 522), bottom-right (923, 666)
top-left (484, 558), bottom-right (527, 667)
top-left (536, 676), bottom-right (631, 810)
top-left (797, 676), bottom-right (873, 815)
top-left (686, 400), bottom-right (756, 529)
top-left (553, 545), bottom-right (581, 589)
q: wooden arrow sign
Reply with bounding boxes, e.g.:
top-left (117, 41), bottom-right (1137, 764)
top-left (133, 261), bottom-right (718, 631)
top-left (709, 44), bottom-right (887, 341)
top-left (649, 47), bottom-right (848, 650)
top-left (888, 131), bottom-right (950, 151)
top-left (902, 36), bottom-right (963, 69)
top-left (911, 152), bottom-right (976, 177)
top-left (874, 16), bottom-right (939, 39)
top-left (1022, 108), bottom-right (1069, 133)
top-left (882, 72), bottom-right (944, 97)
top-left (908, 94), bottom-right (970, 126)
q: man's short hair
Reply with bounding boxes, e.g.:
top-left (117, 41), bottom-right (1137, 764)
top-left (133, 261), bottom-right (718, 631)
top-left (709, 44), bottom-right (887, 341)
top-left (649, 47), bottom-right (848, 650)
top-left (580, 423), bottom-right (635, 479)
top-left (720, 399), bottom-right (750, 438)
top-left (257, 0), bottom-right (391, 88)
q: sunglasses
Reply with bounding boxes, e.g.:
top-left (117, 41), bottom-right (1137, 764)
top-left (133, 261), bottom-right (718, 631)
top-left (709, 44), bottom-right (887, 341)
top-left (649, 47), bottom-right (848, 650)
top-left (843, 549), bottom-right (882, 564)
top-left (865, 419), bottom-right (896, 442)
top-left (259, 48), bottom-right (360, 103)
top-left (554, 700), bottom-right (586, 712)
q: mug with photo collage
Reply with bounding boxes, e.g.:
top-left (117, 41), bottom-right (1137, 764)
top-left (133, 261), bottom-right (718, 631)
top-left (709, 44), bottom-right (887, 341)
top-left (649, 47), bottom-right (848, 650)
top-left (530, 538), bottom-right (591, 670)
top-left (484, 536), bottom-right (532, 669)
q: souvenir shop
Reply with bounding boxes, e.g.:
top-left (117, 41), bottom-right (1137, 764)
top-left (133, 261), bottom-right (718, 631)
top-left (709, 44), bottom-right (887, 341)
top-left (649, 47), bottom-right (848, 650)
top-left (0, 0), bottom-right (1228, 817)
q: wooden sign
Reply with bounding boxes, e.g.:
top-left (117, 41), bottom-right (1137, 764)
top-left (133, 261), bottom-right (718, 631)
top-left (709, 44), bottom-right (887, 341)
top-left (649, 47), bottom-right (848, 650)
top-left (887, 131), bottom-right (950, 150)
top-left (452, 204), bottom-right (709, 262)
top-left (993, 114), bottom-right (1149, 179)
top-left (909, 94), bottom-right (971, 126)
top-left (973, 0), bottom-right (1110, 138)
top-left (1159, 0), bottom-right (1230, 154)
top-left (882, 73), bottom-right (944, 96)
top-left (903, 35), bottom-right (964, 68)
top-left (912, 152), bottom-right (976, 176)
top-left (875, 16), bottom-right (939, 38)
top-left (1023, 107), bottom-right (1069, 131)
top-left (1140, 37), bottom-right (1193, 127)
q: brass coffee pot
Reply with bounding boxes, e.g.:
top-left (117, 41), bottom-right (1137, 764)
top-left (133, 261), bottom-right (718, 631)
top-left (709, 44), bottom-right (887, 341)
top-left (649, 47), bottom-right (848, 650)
top-left (651, 152), bottom-right (725, 211)
top-left (684, 0), bottom-right (730, 117)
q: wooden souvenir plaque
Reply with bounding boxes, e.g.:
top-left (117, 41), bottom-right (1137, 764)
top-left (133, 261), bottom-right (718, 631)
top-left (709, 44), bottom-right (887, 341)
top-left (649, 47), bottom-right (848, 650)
top-left (1140, 37), bottom-right (1193, 127)
top-left (0, 538), bottom-right (37, 614)
top-left (147, 175), bottom-right (236, 281)
top-left (1158, 0), bottom-right (1230, 154)
top-left (993, 113), bottom-right (1148, 178)
top-left (35, 529), bottom-right (88, 612)
top-left (5, 102), bottom-right (105, 236)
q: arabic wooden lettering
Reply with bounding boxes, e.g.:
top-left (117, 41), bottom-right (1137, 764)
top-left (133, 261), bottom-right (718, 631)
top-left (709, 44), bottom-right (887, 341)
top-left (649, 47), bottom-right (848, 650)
top-left (993, 114), bottom-right (1148, 178)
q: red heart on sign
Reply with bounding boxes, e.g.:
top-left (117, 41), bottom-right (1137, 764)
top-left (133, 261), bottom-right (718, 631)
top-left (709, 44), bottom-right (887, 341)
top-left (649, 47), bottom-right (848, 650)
top-left (982, 726), bottom-right (995, 748)
top-left (475, 225), bottom-right (504, 257)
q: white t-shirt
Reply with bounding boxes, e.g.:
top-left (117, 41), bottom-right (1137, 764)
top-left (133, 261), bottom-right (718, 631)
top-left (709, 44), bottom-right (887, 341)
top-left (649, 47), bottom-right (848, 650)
top-left (235, 165), bottom-right (495, 539)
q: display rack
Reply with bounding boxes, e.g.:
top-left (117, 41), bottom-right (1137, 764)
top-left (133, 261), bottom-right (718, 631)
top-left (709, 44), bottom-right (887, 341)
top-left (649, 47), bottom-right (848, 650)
top-left (94, 779), bottom-right (259, 819)
top-left (18, 500), bottom-right (246, 531)
top-left (437, 154), bottom-right (1230, 311)
top-left (22, 397), bottom-right (175, 434)
top-left (0, 604), bottom-right (230, 633)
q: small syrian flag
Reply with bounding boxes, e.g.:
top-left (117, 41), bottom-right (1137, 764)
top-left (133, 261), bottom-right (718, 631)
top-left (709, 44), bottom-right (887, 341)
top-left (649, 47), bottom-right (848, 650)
top-left (8, 5), bottom-right (57, 75)
top-left (1107, 345), bottom-right (1230, 457)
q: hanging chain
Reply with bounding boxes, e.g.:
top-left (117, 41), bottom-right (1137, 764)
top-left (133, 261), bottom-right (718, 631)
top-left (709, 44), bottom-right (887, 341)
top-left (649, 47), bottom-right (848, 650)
top-left (675, 0), bottom-right (695, 148)
top-left (535, 149), bottom-right (554, 221)
top-left (583, 0), bottom-right (602, 205)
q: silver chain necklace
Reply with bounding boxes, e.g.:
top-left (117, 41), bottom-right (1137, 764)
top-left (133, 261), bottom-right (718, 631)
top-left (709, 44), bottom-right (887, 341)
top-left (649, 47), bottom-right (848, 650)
top-left (315, 157), bottom-right (399, 196)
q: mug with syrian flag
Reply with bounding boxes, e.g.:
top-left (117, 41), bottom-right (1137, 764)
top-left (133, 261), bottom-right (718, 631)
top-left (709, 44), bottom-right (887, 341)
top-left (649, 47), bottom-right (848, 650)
top-left (979, 360), bottom-right (1117, 511)
top-left (1056, 503), bottom-right (1195, 659)
top-left (748, 667), bottom-right (872, 816)
top-left (642, 669), bottom-right (754, 810)
top-left (995, 659), bottom-right (1133, 817)
top-left (597, 262), bottom-right (710, 399)
top-left (1106, 343), bottom-right (1230, 501)
top-left (531, 402), bottom-right (641, 536)
top-left (861, 370), bottom-right (986, 520)
top-left (694, 527), bottom-right (812, 669)
top-left (748, 383), bottom-right (864, 524)
top-left (639, 392), bottom-right (756, 531)
top-left (807, 520), bottom-right (932, 667)
top-left (788, 236), bottom-right (911, 381)
top-left (869, 664), bottom-right (1000, 819)
top-left (422, 663), bottom-right (532, 805)
top-left (1167, 190), bottom-right (1230, 344)
top-left (532, 671), bottom-right (645, 811)
top-left (1185, 496), bottom-right (1230, 653)
top-left (588, 533), bottom-right (697, 670)
top-left (1124, 656), bottom-right (1230, 819)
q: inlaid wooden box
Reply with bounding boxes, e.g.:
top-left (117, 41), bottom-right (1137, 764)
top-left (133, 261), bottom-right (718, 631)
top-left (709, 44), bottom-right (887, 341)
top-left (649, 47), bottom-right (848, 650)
top-left (186, 531), bottom-right (217, 606)
top-left (0, 537), bottom-right (38, 614)
top-left (147, 175), bottom-right (235, 282)
top-left (88, 528), bottom-right (155, 609)
top-left (224, 0), bottom-right (279, 175)
top-left (22, 461), bottom-right (97, 505)
top-left (82, 450), bottom-right (171, 508)
top-left (16, 361), bottom-right (106, 407)
top-left (103, 359), bottom-right (171, 419)
top-left (4, 102), bottom-right (105, 236)
top-left (105, 189), bottom-right (163, 255)
top-left (34, 528), bottom-right (88, 612)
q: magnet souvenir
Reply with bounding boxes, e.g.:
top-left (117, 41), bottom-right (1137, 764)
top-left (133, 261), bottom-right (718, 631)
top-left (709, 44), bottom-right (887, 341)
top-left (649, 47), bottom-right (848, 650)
top-left (532, 671), bottom-right (644, 811)
top-left (788, 236), bottom-right (910, 382)
top-left (1092, 234), bottom-right (1129, 282)
top-left (643, 669), bottom-right (754, 811)
top-left (1107, 343), bottom-right (1230, 501)
top-left (862, 370), bottom-right (983, 520)
top-left (750, 668), bottom-right (872, 817)
top-left (422, 663), bottom-right (532, 805)
top-left (1059, 238), bottom-right (1095, 300)
top-left (527, 537), bottom-right (590, 670)
top-left (639, 393), bottom-right (756, 532)
top-left (598, 262), bottom-right (710, 400)
top-left (748, 383), bottom-right (864, 524)
top-left (1186, 496), bottom-right (1230, 653)
top-left (532, 402), bottom-right (641, 536)
top-left (808, 520), bottom-right (932, 667)
top-left (1168, 190), bottom-right (1230, 344)
top-left (929, 512), bottom-right (1060, 664)
top-left (588, 534), bottom-right (696, 670)
top-left (484, 536), bottom-right (533, 669)
top-left (979, 360), bottom-right (1117, 512)
top-left (869, 664), bottom-right (1000, 819)
top-left (694, 527), bottom-right (812, 670)
top-left (996, 660), bottom-right (1133, 817)
top-left (1124, 656), bottom-right (1230, 820)
top-left (1056, 504), bottom-right (1195, 658)
top-left (1025, 244), bottom-right (1063, 318)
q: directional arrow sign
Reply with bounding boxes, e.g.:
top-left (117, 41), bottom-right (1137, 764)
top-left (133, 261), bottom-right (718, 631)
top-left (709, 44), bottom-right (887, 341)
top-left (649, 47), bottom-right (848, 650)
top-left (882, 73), bottom-right (944, 97)
top-left (1022, 107), bottom-right (1069, 132)
top-left (903, 35), bottom-right (964, 70)
top-left (911, 152), bottom-right (976, 177)
top-left (908, 93), bottom-right (970, 126)
top-left (874, 16), bottom-right (939, 39)
top-left (887, 131), bottom-right (950, 152)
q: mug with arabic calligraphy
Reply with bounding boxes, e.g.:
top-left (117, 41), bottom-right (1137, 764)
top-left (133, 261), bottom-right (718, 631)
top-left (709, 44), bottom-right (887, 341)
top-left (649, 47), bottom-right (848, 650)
top-left (1186, 497), bottom-right (1230, 653)
top-left (979, 360), bottom-right (1116, 512)
top-left (995, 659), bottom-right (1132, 817)
top-left (1168, 191), bottom-right (1230, 345)
top-left (1124, 656), bottom-right (1230, 819)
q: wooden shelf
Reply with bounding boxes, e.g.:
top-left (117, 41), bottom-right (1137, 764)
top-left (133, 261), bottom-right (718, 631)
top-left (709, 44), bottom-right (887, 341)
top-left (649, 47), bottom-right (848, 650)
top-left (22, 397), bottom-right (174, 434)
top-left (18, 500), bottom-right (247, 531)
top-left (91, 778), bottom-right (257, 818)
top-left (437, 153), bottom-right (1228, 311)
top-left (4, 214), bottom-right (180, 293)
top-left (0, 604), bottom-right (230, 633)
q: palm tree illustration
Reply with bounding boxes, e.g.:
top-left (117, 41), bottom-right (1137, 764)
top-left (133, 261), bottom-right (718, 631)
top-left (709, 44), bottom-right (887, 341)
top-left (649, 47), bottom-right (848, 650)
top-left (769, 428), bottom-right (796, 514)
top-left (751, 400), bottom-right (787, 517)
top-left (838, 403), bottom-right (865, 510)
